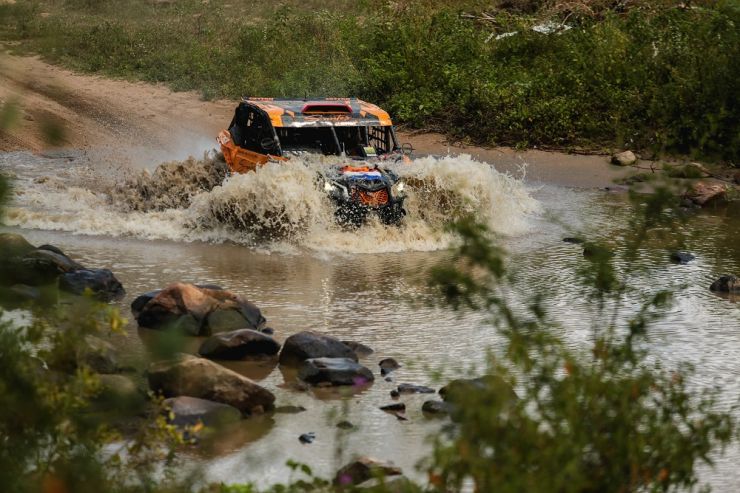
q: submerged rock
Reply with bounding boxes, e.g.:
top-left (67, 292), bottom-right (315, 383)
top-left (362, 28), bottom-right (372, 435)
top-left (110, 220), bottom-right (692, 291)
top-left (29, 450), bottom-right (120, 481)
top-left (710, 275), bottom-right (740, 293)
top-left (135, 283), bottom-right (266, 336)
top-left (334, 457), bottom-right (402, 486)
top-left (380, 402), bottom-right (406, 412)
top-left (299, 432), bottom-right (316, 444)
top-left (670, 251), bottom-right (696, 265)
top-left (147, 354), bottom-right (275, 414)
top-left (611, 150), bottom-right (637, 166)
top-left (297, 357), bottom-right (374, 386)
top-left (279, 331), bottom-right (357, 365)
top-left (198, 329), bottom-right (280, 360)
top-left (397, 383), bottom-right (435, 394)
top-left (274, 405), bottom-right (307, 414)
top-left (379, 357), bottom-right (401, 376)
top-left (163, 396), bottom-right (241, 428)
top-left (60, 268), bottom-right (125, 301)
top-left (440, 375), bottom-right (516, 403)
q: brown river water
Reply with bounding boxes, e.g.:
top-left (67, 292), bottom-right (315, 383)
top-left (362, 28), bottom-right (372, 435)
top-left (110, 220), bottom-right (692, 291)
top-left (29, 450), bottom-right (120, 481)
top-left (1, 150), bottom-right (739, 490)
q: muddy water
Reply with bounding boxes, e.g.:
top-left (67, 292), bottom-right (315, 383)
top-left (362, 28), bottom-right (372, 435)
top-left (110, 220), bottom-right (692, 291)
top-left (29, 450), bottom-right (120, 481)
top-left (1, 151), bottom-right (739, 490)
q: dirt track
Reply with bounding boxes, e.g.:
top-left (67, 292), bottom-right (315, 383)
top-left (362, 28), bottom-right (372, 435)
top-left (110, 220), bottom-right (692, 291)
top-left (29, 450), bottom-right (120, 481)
top-left (0, 52), bottom-right (633, 186)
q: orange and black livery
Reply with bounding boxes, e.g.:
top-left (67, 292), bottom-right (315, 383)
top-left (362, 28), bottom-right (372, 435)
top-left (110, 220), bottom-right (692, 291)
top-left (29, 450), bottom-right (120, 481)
top-left (218, 98), bottom-right (411, 227)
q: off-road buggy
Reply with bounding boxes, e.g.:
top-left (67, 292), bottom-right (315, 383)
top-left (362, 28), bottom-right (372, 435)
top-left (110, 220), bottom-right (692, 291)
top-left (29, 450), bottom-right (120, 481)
top-left (217, 98), bottom-right (411, 227)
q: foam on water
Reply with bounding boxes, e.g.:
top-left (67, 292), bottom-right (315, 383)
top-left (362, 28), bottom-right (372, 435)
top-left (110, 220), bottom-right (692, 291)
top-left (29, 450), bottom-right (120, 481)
top-left (2, 152), bottom-right (541, 253)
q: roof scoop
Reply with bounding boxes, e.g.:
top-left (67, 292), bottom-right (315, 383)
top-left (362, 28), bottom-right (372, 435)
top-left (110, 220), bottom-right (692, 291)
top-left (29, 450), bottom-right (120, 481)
top-left (301, 103), bottom-right (352, 115)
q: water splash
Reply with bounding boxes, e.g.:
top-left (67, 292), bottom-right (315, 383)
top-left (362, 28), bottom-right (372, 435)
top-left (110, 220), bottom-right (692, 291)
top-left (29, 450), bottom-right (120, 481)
top-left (2, 151), bottom-right (540, 253)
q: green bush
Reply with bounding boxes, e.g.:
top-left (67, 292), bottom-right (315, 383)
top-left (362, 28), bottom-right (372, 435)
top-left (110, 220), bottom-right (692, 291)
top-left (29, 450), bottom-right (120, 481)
top-left (2, 1), bottom-right (736, 161)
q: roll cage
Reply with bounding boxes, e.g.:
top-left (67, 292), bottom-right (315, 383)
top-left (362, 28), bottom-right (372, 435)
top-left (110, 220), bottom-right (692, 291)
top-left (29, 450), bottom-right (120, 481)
top-left (227, 102), bottom-right (400, 158)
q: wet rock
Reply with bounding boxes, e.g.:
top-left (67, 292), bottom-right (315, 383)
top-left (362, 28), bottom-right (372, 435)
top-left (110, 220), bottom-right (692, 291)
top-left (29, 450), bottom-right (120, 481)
top-left (380, 403), bottom-right (408, 420)
top-left (390, 389), bottom-right (400, 398)
top-left (670, 251), bottom-right (695, 265)
top-left (299, 432), bottom-right (315, 444)
top-left (26, 248), bottom-right (84, 273)
top-left (96, 374), bottom-right (145, 407)
top-left (198, 329), bottom-right (280, 360)
top-left (131, 290), bottom-right (160, 317)
top-left (342, 340), bottom-right (374, 357)
top-left (583, 244), bottom-right (613, 259)
top-left (440, 375), bottom-right (517, 403)
top-left (37, 244), bottom-right (66, 256)
top-left (422, 399), bottom-right (454, 416)
top-left (163, 396), bottom-right (241, 428)
top-left (337, 420), bottom-right (354, 429)
top-left (684, 181), bottom-right (727, 206)
top-left (397, 383), bottom-right (435, 394)
top-left (0, 232), bottom-right (35, 258)
top-left (333, 457), bottom-right (402, 486)
top-left (274, 405), bottom-right (307, 414)
top-left (12, 250), bottom-right (73, 285)
top-left (262, 327), bottom-right (275, 335)
top-left (297, 357), bottom-right (374, 387)
top-left (79, 335), bottom-right (119, 374)
top-left (60, 268), bottom-right (125, 301)
top-left (384, 376), bottom-right (393, 382)
top-left (135, 283), bottom-right (266, 336)
top-left (562, 237), bottom-right (584, 244)
top-left (279, 331), bottom-right (357, 366)
top-left (379, 357), bottom-right (400, 376)
top-left (710, 275), bottom-right (740, 293)
top-left (611, 150), bottom-right (637, 166)
top-left (147, 354), bottom-right (275, 414)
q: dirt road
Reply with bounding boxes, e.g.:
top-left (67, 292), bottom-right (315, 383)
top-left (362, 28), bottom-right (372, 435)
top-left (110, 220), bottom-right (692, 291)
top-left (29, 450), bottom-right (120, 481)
top-left (0, 53), bottom-right (631, 186)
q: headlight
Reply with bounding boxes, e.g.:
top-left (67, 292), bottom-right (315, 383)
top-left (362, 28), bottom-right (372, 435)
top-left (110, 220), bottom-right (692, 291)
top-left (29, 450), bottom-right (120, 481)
top-left (324, 182), bottom-right (336, 192)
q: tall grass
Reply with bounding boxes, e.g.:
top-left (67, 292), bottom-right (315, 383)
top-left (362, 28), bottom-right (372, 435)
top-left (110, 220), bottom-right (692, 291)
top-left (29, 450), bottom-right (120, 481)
top-left (1, 0), bottom-right (737, 161)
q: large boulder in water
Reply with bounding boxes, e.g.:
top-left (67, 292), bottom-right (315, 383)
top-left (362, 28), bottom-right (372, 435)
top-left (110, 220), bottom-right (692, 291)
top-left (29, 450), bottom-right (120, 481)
top-left (163, 396), bottom-right (242, 428)
top-left (0, 233), bottom-right (35, 259)
top-left (199, 329), bottom-right (280, 360)
top-left (134, 283), bottom-right (265, 336)
top-left (298, 357), bottom-right (374, 387)
top-left (684, 181), bottom-right (727, 206)
top-left (147, 354), bottom-right (275, 414)
top-left (0, 234), bottom-right (124, 300)
top-left (279, 331), bottom-right (357, 366)
top-left (710, 275), bottom-right (740, 293)
top-left (60, 268), bottom-right (125, 301)
top-left (2, 247), bottom-right (81, 286)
